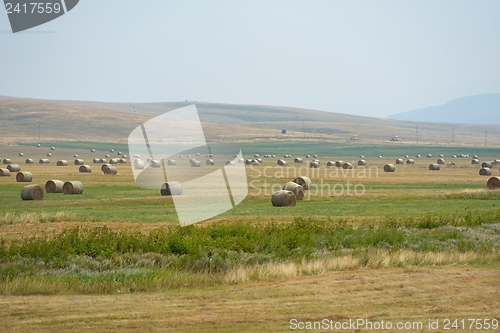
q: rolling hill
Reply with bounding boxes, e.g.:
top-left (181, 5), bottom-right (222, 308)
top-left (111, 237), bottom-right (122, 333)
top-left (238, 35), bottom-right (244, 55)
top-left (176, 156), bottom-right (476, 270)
top-left (388, 94), bottom-right (500, 124)
top-left (1, 96), bottom-right (499, 147)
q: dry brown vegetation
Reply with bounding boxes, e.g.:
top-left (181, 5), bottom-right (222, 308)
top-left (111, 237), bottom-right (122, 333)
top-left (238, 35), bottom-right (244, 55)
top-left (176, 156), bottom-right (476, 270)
top-left (0, 266), bottom-right (498, 332)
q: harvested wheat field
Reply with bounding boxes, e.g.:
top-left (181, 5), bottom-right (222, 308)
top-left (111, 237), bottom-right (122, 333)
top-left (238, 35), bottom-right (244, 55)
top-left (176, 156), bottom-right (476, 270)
top-left (1, 126), bottom-right (500, 332)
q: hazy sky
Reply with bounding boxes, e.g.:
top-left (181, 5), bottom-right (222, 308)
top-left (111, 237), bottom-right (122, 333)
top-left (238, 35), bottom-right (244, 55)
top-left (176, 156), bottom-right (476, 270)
top-left (1, 1), bottom-right (499, 117)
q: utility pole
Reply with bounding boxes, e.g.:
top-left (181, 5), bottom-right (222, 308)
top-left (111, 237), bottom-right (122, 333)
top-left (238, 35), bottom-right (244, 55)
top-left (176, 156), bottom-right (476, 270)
top-left (416, 124), bottom-right (419, 145)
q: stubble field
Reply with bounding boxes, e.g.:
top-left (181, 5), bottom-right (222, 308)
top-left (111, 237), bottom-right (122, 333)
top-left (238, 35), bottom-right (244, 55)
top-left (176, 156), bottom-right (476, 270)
top-left (0, 142), bottom-right (499, 332)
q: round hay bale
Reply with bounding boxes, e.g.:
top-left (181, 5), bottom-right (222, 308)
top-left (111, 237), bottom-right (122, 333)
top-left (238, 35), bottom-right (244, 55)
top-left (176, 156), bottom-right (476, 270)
top-left (206, 159), bottom-right (214, 165)
top-left (447, 162), bottom-right (456, 167)
top-left (343, 162), bottom-right (353, 169)
top-left (473, 155), bottom-right (479, 159)
top-left (46, 153), bottom-right (52, 157)
top-left (110, 149), bottom-right (115, 153)
top-left (310, 161), bottom-right (319, 168)
top-left (117, 152), bottom-right (122, 156)
top-left (437, 158), bottom-right (445, 165)
top-left (103, 166), bottom-right (117, 175)
top-left (404, 155), bottom-right (409, 158)
top-left (3, 158), bottom-right (12, 164)
top-left (305, 154), bottom-right (311, 158)
top-left (479, 168), bottom-right (492, 176)
top-left (105, 154), bottom-right (110, 158)
top-left (327, 161), bottom-right (335, 167)
top-left (110, 158), bottom-right (118, 164)
top-left (294, 157), bottom-right (303, 163)
top-left (358, 160), bottom-right (366, 166)
top-left (134, 159), bottom-right (145, 170)
top-left (197, 153), bottom-right (201, 156)
top-left (493, 160), bottom-right (500, 165)
top-left (161, 181), bottom-right (183, 196)
top-left (93, 158), bottom-right (100, 163)
top-left (283, 182), bottom-right (305, 200)
top-left (74, 154), bottom-right (79, 158)
top-left (167, 159), bottom-right (176, 166)
top-left (395, 159), bottom-right (404, 164)
top-left (63, 181), bottom-right (84, 194)
top-left (452, 155), bottom-right (457, 158)
top-left (99, 159), bottom-right (107, 163)
top-left (150, 160), bottom-right (162, 168)
top-left (74, 159), bottom-right (85, 165)
top-left (118, 158), bottom-right (127, 164)
top-left (122, 155), bottom-right (128, 159)
top-left (45, 180), bottom-right (64, 193)
top-left (277, 159), bottom-right (287, 166)
top-left (406, 159), bottom-right (415, 164)
top-left (471, 159), bottom-right (480, 165)
top-left (245, 159), bottom-right (252, 165)
top-left (439, 154), bottom-right (444, 158)
top-left (429, 164), bottom-right (440, 171)
top-left (335, 161), bottom-right (344, 168)
top-left (312, 159), bottom-right (320, 164)
top-left (7, 164), bottom-right (20, 172)
top-left (271, 190), bottom-right (296, 207)
top-left (482, 161), bottom-right (493, 169)
top-left (378, 155), bottom-right (383, 159)
top-left (271, 155), bottom-right (276, 158)
top-left (21, 184), bottom-right (44, 200)
top-left (416, 155), bottom-right (421, 158)
top-left (360, 155), bottom-right (365, 158)
top-left (134, 154), bottom-right (140, 158)
top-left (18, 153), bottom-right (24, 157)
top-left (50, 147), bottom-right (55, 151)
top-left (253, 154), bottom-right (259, 158)
top-left (0, 168), bottom-right (11, 176)
top-left (25, 158), bottom-right (34, 164)
top-left (293, 176), bottom-right (311, 190)
top-left (16, 171), bottom-right (32, 182)
top-left (39, 158), bottom-right (49, 164)
top-left (36, 144), bottom-right (41, 147)
top-left (79, 165), bottom-right (92, 173)
top-left (427, 154), bottom-right (432, 158)
top-left (313, 154), bottom-right (318, 158)
top-left (226, 160), bottom-right (236, 166)
top-left (238, 158), bottom-right (245, 163)
top-left (56, 160), bottom-right (68, 166)
top-left (251, 159), bottom-right (260, 165)
top-left (257, 158), bottom-right (263, 163)
top-left (191, 160), bottom-right (201, 167)
top-left (384, 164), bottom-right (395, 172)
top-left (487, 177), bottom-right (500, 190)
top-left (101, 163), bottom-right (112, 172)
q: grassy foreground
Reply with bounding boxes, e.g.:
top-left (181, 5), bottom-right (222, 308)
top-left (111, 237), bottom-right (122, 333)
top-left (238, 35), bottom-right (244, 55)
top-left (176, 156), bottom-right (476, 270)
top-left (0, 142), bottom-right (499, 331)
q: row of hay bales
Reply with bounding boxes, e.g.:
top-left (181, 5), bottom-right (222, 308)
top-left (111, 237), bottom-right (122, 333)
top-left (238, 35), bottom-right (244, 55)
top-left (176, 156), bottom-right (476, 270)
top-left (20, 180), bottom-right (84, 200)
top-left (272, 176), bottom-right (312, 206)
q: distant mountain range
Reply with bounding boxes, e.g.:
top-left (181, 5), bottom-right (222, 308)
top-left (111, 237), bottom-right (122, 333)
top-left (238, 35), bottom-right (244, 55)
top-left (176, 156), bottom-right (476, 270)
top-left (388, 94), bottom-right (500, 124)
